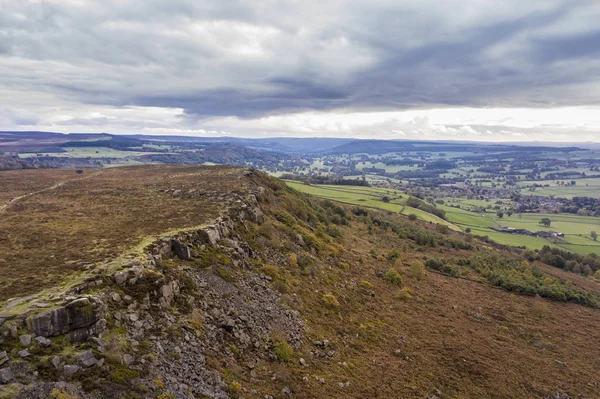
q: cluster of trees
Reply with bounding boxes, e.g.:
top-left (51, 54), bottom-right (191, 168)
top-left (406, 196), bottom-right (446, 220)
top-left (560, 196), bottom-right (600, 216)
top-left (468, 252), bottom-right (595, 306)
top-left (532, 246), bottom-right (600, 276)
top-left (303, 176), bottom-right (370, 187)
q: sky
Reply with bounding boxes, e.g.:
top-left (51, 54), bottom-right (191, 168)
top-left (1, 0), bottom-right (600, 142)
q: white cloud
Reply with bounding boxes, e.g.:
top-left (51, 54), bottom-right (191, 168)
top-left (1, 0), bottom-right (600, 141)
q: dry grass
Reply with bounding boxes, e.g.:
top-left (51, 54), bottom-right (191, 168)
top-left (239, 205), bottom-right (600, 399)
top-left (0, 165), bottom-right (250, 302)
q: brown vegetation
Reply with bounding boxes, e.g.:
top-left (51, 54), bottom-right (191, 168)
top-left (0, 165), bottom-right (247, 301)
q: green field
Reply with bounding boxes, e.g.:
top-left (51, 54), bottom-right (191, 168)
top-left (519, 178), bottom-right (600, 198)
top-left (284, 181), bottom-right (460, 230)
top-left (438, 203), bottom-right (600, 255)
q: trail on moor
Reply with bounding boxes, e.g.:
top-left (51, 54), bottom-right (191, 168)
top-left (0, 169), bottom-right (102, 214)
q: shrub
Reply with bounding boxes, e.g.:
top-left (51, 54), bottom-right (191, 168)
top-left (289, 253), bottom-right (298, 268)
top-left (396, 287), bottom-right (413, 300)
top-left (274, 341), bottom-right (294, 363)
top-left (522, 249), bottom-right (538, 262)
top-left (409, 261), bottom-right (425, 280)
top-left (188, 308), bottom-right (204, 332)
top-left (435, 224), bottom-right (449, 234)
top-left (322, 293), bottom-right (340, 308)
top-left (229, 381), bottom-right (242, 397)
top-left (425, 258), bottom-right (458, 276)
top-left (50, 389), bottom-right (79, 399)
top-left (215, 266), bottom-right (235, 282)
top-left (531, 300), bottom-right (550, 318)
top-left (260, 264), bottom-right (279, 279)
top-left (386, 250), bottom-right (400, 263)
top-left (384, 268), bottom-right (404, 287)
top-left (358, 280), bottom-right (374, 290)
top-left (408, 214), bottom-right (417, 221)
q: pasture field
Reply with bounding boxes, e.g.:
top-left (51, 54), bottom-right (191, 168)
top-left (285, 181), bottom-right (600, 255)
top-left (519, 178), bottom-right (600, 198)
top-left (285, 181), bottom-right (459, 229)
top-left (440, 204), bottom-right (600, 255)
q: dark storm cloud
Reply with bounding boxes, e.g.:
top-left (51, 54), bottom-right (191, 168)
top-left (1, 0), bottom-right (600, 121)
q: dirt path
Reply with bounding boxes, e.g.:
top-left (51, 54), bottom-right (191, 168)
top-left (0, 169), bottom-right (102, 214)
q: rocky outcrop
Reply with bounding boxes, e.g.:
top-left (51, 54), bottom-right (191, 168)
top-left (0, 181), bottom-right (304, 398)
top-left (26, 297), bottom-right (99, 340)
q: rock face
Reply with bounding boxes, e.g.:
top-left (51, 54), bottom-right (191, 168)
top-left (27, 298), bottom-right (98, 339)
top-left (171, 239), bottom-right (191, 261)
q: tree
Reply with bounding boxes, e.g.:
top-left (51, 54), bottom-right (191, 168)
top-left (540, 218), bottom-right (552, 227)
top-left (592, 231), bottom-right (598, 241)
top-left (497, 211), bottom-right (504, 219)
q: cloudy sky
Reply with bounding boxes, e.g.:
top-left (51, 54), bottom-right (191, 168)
top-left (1, 0), bottom-right (600, 142)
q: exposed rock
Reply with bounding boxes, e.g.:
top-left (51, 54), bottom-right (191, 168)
top-left (159, 281), bottom-right (180, 309)
top-left (19, 334), bottom-right (32, 346)
top-left (172, 239), bottom-right (191, 261)
top-left (123, 354), bottom-right (134, 366)
top-left (27, 297), bottom-right (98, 338)
top-left (114, 271), bottom-right (128, 286)
top-left (78, 350), bottom-right (98, 368)
top-left (0, 368), bottom-right (14, 384)
top-left (0, 352), bottom-right (8, 367)
top-left (18, 349), bottom-right (31, 358)
top-left (68, 326), bottom-right (96, 343)
top-left (172, 190), bottom-right (182, 198)
top-left (51, 356), bottom-right (62, 370)
top-left (63, 364), bottom-right (80, 377)
top-left (111, 293), bottom-right (121, 302)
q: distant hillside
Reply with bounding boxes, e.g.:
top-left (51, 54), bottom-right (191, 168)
top-left (326, 139), bottom-right (584, 155)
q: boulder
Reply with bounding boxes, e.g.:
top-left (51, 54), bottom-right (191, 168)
top-left (27, 298), bottom-right (98, 338)
top-left (172, 239), bottom-right (191, 261)
top-left (123, 354), bottom-right (134, 366)
top-left (52, 356), bottom-right (62, 370)
top-left (0, 368), bottom-right (14, 384)
top-left (18, 349), bottom-right (30, 358)
top-left (19, 334), bottom-right (32, 346)
top-left (159, 281), bottom-right (180, 309)
top-left (250, 207), bottom-right (265, 224)
top-left (78, 350), bottom-right (98, 368)
top-left (63, 364), bottom-right (80, 377)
